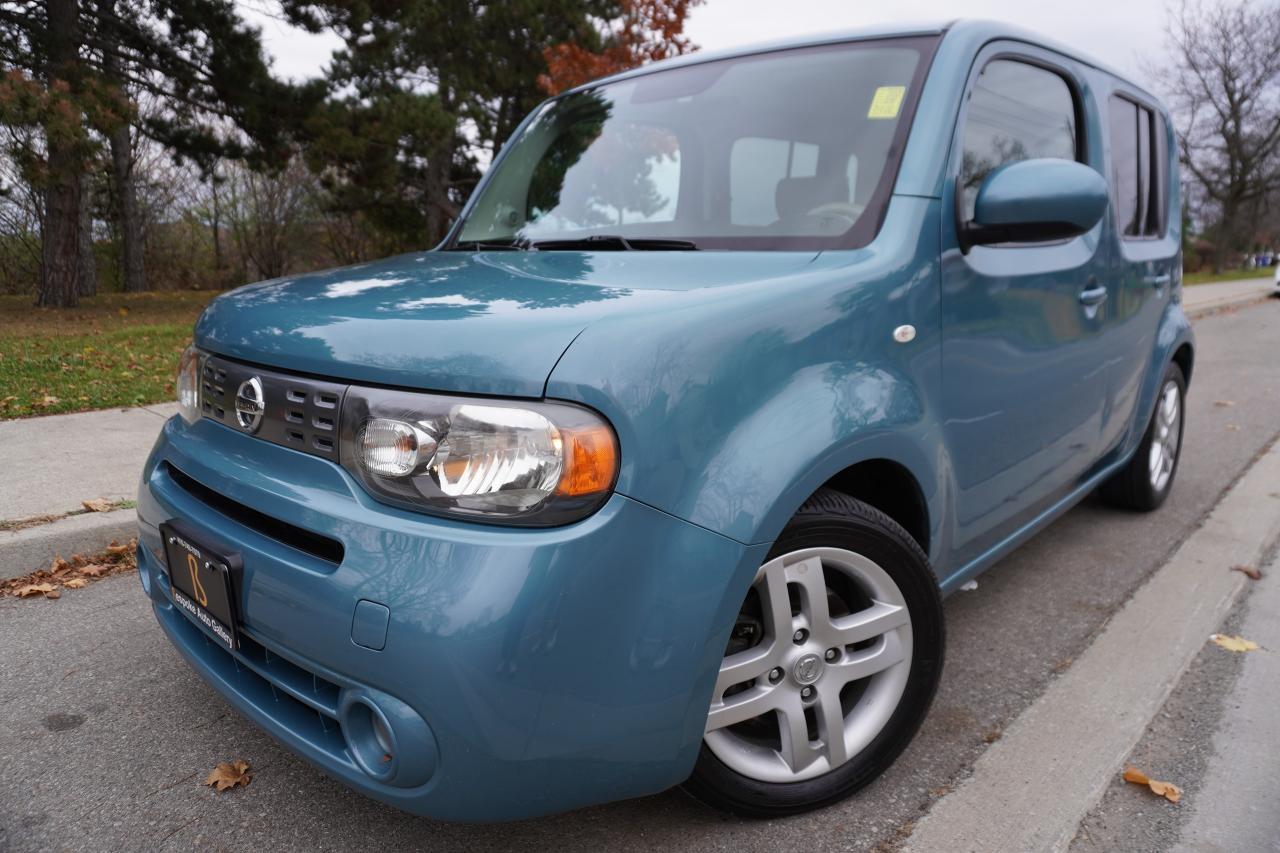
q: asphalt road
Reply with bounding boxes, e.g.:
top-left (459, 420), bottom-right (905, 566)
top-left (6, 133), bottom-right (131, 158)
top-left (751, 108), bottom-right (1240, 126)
top-left (2, 296), bottom-right (1278, 853)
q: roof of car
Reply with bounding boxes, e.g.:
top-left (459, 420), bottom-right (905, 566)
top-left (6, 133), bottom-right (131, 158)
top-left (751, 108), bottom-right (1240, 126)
top-left (571, 18), bottom-right (1150, 100)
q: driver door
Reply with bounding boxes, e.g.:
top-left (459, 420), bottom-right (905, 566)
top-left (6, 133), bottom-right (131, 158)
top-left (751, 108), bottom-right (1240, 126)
top-left (940, 47), bottom-right (1111, 569)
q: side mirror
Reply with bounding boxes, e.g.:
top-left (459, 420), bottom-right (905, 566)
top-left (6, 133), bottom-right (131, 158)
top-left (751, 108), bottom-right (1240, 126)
top-left (960, 158), bottom-right (1109, 252)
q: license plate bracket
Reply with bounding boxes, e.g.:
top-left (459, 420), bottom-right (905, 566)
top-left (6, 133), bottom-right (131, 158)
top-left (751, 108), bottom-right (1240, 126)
top-left (160, 520), bottom-right (243, 652)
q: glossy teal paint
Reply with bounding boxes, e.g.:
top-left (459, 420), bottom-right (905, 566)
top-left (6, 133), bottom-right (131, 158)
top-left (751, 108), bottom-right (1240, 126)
top-left (544, 194), bottom-right (945, 551)
top-left (194, 250), bottom-right (823, 398)
top-left (137, 416), bottom-right (766, 820)
top-left (972, 159), bottom-right (1109, 234)
top-left (139, 20), bottom-right (1193, 820)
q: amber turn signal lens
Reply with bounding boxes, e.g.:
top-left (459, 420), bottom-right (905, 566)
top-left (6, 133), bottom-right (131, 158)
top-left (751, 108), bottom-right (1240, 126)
top-left (557, 424), bottom-right (618, 497)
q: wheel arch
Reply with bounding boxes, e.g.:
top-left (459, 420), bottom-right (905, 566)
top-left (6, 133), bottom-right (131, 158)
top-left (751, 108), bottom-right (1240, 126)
top-left (1172, 340), bottom-right (1194, 387)
top-left (820, 459), bottom-right (932, 556)
top-left (1126, 304), bottom-right (1194, 460)
top-left (746, 429), bottom-right (946, 572)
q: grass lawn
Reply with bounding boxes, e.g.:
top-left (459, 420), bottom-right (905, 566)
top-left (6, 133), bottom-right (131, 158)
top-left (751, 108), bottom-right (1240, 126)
top-left (1183, 267), bottom-right (1276, 285)
top-left (0, 291), bottom-right (214, 420)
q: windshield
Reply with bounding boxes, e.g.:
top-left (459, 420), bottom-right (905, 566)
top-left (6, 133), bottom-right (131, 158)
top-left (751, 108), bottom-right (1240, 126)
top-left (453, 37), bottom-right (935, 251)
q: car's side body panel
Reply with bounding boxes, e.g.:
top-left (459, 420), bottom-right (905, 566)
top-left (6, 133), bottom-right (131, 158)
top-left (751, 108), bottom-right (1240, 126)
top-left (936, 41), bottom-right (1115, 568)
top-left (546, 26), bottom-right (1193, 590)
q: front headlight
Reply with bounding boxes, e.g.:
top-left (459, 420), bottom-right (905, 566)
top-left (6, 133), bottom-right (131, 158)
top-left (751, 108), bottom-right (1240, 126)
top-left (339, 386), bottom-right (618, 526)
top-left (176, 344), bottom-right (201, 424)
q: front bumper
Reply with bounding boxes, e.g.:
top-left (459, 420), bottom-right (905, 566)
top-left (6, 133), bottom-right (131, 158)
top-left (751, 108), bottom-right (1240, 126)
top-left (137, 416), bottom-right (765, 821)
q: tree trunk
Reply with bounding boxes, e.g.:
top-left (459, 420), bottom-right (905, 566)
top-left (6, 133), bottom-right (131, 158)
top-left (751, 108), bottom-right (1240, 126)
top-left (76, 171), bottom-right (97, 296)
top-left (37, 0), bottom-right (84, 309)
top-left (110, 123), bottom-right (146, 291)
top-left (424, 131), bottom-right (457, 246)
top-left (98, 0), bottom-right (147, 293)
top-left (39, 161), bottom-right (82, 308)
top-left (1213, 202), bottom-right (1238, 274)
top-left (210, 177), bottom-right (225, 273)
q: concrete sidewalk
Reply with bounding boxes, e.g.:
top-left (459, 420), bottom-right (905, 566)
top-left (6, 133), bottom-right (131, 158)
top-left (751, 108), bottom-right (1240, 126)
top-left (0, 403), bottom-right (175, 577)
top-left (906, 438), bottom-right (1280, 852)
top-left (1169, 550), bottom-right (1280, 852)
top-left (1182, 276), bottom-right (1276, 316)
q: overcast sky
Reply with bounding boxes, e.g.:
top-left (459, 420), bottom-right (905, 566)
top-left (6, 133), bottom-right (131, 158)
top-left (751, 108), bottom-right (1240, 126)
top-left (244, 0), bottom-right (1173, 93)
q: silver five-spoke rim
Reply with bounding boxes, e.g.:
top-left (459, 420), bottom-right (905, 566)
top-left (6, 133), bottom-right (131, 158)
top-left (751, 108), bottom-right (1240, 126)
top-left (1148, 380), bottom-right (1181, 493)
top-left (704, 547), bottom-right (912, 783)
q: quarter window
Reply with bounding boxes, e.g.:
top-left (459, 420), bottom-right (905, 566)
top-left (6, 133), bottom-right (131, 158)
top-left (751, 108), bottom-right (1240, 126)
top-left (960, 59), bottom-right (1079, 221)
top-left (1109, 95), bottom-right (1167, 238)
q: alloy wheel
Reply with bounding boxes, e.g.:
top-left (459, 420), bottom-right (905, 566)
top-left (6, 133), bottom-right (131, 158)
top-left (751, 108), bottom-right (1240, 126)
top-left (704, 547), bottom-right (913, 784)
top-left (1148, 379), bottom-right (1181, 493)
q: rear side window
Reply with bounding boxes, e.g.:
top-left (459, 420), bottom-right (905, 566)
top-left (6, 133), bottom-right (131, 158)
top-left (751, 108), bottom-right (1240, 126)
top-left (1109, 95), bottom-right (1167, 238)
top-left (960, 59), bottom-right (1079, 221)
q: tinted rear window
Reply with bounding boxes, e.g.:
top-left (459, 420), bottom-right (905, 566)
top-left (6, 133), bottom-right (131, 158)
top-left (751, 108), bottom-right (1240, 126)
top-left (1109, 95), bottom-right (1167, 239)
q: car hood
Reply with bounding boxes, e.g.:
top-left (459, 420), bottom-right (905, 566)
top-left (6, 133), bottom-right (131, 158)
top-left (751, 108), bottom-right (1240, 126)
top-left (195, 249), bottom-right (826, 397)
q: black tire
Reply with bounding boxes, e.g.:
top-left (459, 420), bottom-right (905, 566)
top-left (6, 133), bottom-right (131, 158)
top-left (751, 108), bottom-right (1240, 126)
top-left (682, 489), bottom-right (944, 818)
top-left (1099, 362), bottom-right (1186, 512)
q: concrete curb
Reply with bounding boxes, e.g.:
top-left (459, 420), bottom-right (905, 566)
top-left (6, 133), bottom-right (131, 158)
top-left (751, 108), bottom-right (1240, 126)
top-left (0, 508), bottom-right (137, 580)
top-left (904, 437), bottom-right (1280, 853)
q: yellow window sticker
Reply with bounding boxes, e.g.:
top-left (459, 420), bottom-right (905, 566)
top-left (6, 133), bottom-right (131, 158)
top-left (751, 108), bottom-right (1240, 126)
top-left (868, 86), bottom-right (906, 119)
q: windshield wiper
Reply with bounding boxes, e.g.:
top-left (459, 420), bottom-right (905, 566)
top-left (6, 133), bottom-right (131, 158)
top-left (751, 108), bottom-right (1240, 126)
top-left (531, 235), bottom-right (699, 251)
top-left (449, 238), bottom-right (531, 251)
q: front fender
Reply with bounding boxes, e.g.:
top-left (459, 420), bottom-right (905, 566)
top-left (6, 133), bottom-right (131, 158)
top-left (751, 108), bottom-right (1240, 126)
top-left (684, 362), bottom-right (944, 557)
top-left (546, 196), bottom-right (945, 553)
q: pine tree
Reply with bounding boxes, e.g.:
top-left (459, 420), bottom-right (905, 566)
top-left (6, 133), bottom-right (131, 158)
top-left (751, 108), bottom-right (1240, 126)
top-left (283, 0), bottom-right (613, 249)
top-left (0, 0), bottom-right (322, 306)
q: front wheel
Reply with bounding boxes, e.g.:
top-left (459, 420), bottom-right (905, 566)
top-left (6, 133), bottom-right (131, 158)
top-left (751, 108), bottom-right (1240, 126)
top-left (683, 490), bottom-right (944, 817)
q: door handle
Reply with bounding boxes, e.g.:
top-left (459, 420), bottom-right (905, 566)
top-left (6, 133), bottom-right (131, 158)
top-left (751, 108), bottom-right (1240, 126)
top-left (1145, 273), bottom-right (1172, 289)
top-left (1079, 286), bottom-right (1109, 306)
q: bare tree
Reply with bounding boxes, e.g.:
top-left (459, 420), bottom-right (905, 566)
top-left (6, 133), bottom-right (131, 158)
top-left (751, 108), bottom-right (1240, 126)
top-left (224, 158), bottom-right (316, 280)
top-left (1157, 0), bottom-right (1280, 271)
top-left (0, 133), bottom-right (44, 295)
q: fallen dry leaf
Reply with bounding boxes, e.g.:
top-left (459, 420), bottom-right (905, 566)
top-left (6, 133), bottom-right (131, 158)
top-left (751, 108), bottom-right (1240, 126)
top-left (16, 582), bottom-right (57, 598)
top-left (1, 540), bottom-right (138, 599)
top-left (81, 498), bottom-right (113, 513)
top-left (1210, 633), bottom-right (1259, 653)
top-left (1231, 565), bottom-right (1263, 581)
top-left (204, 759), bottom-right (252, 792)
top-left (1123, 766), bottom-right (1182, 803)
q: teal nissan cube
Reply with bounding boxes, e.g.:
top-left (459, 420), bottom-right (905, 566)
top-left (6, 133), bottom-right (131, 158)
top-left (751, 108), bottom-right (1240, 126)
top-left (137, 19), bottom-right (1193, 820)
